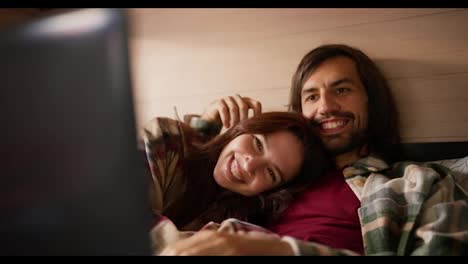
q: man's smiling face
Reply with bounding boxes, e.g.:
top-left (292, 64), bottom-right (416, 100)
top-left (301, 56), bottom-right (368, 155)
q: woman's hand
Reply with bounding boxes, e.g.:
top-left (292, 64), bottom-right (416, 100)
top-left (159, 230), bottom-right (294, 256)
top-left (201, 95), bottom-right (262, 132)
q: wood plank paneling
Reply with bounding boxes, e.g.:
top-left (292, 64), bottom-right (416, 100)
top-left (129, 8), bottom-right (468, 143)
top-left (129, 8), bottom-right (460, 43)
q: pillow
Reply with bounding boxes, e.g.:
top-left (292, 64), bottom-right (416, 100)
top-left (430, 156), bottom-right (468, 192)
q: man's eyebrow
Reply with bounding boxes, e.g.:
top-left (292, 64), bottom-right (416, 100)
top-left (330, 78), bottom-right (354, 87)
top-left (263, 134), bottom-right (284, 183)
top-left (301, 87), bottom-right (318, 96)
top-left (301, 78), bottom-right (355, 96)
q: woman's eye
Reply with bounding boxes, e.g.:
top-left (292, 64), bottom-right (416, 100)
top-left (267, 168), bottom-right (276, 183)
top-left (254, 136), bottom-right (263, 152)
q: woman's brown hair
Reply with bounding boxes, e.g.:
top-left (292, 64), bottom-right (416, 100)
top-left (164, 111), bottom-right (333, 231)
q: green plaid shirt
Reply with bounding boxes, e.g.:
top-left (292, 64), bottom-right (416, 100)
top-left (289, 156), bottom-right (468, 256)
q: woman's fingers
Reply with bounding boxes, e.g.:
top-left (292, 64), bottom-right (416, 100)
top-left (201, 95), bottom-right (263, 129)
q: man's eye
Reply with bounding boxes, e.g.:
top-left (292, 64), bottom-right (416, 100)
top-left (305, 95), bottom-right (318, 102)
top-left (336, 87), bottom-right (351, 94)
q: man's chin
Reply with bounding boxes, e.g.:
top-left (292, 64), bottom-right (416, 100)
top-left (323, 136), bottom-right (364, 155)
top-left (326, 143), bottom-right (356, 155)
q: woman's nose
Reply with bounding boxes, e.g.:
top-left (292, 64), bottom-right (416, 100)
top-left (242, 155), bottom-right (264, 176)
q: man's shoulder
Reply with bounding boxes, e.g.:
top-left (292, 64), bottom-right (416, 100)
top-left (343, 155), bottom-right (389, 178)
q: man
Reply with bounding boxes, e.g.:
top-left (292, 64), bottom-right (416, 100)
top-left (160, 44), bottom-right (468, 255)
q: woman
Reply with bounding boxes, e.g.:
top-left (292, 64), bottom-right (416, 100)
top-left (142, 111), bottom-right (332, 232)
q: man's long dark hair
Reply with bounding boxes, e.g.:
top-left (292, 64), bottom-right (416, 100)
top-left (163, 112), bottom-right (333, 231)
top-left (288, 44), bottom-right (401, 163)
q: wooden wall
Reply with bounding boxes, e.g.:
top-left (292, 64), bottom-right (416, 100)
top-left (5, 8), bottom-right (464, 143)
top-left (128, 8), bottom-right (468, 143)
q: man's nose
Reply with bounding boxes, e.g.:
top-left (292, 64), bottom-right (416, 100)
top-left (317, 94), bottom-right (340, 116)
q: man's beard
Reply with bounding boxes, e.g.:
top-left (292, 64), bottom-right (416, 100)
top-left (322, 131), bottom-right (367, 155)
top-left (312, 111), bottom-right (367, 156)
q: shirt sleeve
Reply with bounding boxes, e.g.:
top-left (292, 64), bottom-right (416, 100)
top-left (405, 162), bottom-right (468, 256)
top-left (359, 161), bottom-right (468, 256)
top-left (142, 117), bottom-right (189, 215)
top-left (184, 114), bottom-right (222, 141)
top-left (281, 236), bottom-right (361, 256)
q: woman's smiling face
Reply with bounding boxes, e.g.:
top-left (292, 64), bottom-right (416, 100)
top-left (213, 130), bottom-right (304, 196)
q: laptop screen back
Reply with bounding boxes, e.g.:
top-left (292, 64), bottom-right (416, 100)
top-left (0, 8), bottom-right (151, 255)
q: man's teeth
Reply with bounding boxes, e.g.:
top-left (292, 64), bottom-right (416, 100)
top-left (321, 120), bottom-right (346, 129)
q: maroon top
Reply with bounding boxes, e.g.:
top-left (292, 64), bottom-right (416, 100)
top-left (266, 169), bottom-right (364, 254)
